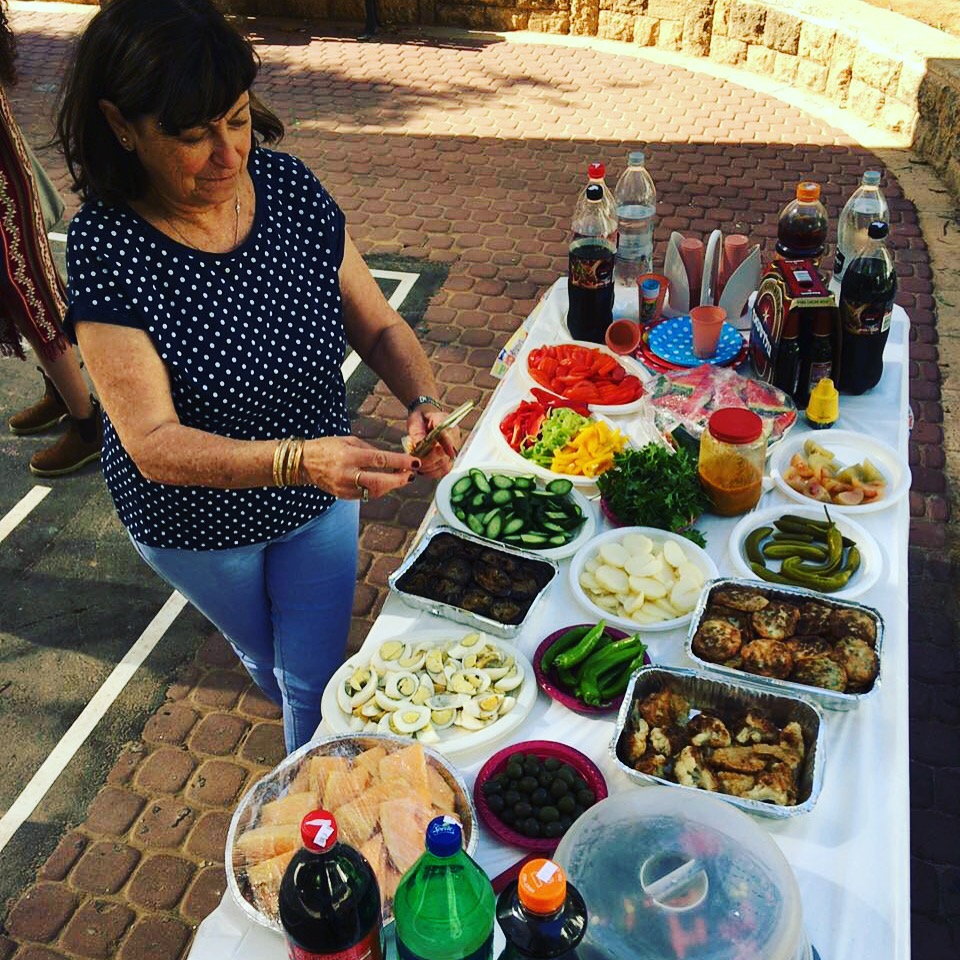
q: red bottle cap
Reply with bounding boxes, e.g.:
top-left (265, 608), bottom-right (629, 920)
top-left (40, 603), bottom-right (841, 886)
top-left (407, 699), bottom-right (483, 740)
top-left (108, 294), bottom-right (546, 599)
top-left (588, 163), bottom-right (606, 179)
top-left (300, 810), bottom-right (338, 853)
top-left (707, 408), bottom-right (763, 445)
top-left (518, 859), bottom-right (567, 915)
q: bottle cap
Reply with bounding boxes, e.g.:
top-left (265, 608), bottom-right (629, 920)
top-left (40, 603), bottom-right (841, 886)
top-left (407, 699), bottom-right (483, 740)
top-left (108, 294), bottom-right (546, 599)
top-left (588, 162), bottom-right (606, 179)
top-left (425, 815), bottom-right (463, 858)
top-left (867, 220), bottom-right (889, 240)
top-left (863, 170), bottom-right (881, 185)
top-left (300, 810), bottom-right (338, 853)
top-left (518, 859), bottom-right (568, 915)
top-left (707, 408), bottom-right (764, 445)
top-left (641, 279), bottom-right (661, 295)
top-left (585, 184), bottom-right (603, 202)
top-left (807, 378), bottom-right (839, 425)
top-left (628, 150), bottom-right (646, 167)
top-left (796, 181), bottom-right (821, 202)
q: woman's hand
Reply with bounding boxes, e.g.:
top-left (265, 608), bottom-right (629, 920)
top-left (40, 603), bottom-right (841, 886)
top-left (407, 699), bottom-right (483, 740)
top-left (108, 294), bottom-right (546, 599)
top-left (405, 406), bottom-right (459, 479)
top-left (301, 435), bottom-right (418, 500)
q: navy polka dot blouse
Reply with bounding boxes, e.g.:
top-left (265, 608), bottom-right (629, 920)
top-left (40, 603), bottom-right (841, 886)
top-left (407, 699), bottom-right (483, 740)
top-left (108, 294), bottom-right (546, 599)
top-left (65, 148), bottom-right (351, 550)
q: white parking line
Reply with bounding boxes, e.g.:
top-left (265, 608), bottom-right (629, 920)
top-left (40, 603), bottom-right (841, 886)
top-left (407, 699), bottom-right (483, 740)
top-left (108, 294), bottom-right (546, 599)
top-left (0, 486), bottom-right (52, 544)
top-left (0, 590), bottom-right (188, 854)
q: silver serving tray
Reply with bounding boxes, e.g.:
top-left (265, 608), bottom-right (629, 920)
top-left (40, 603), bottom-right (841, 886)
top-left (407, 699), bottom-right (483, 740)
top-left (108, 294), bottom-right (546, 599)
top-left (388, 525), bottom-right (559, 640)
top-left (611, 665), bottom-right (825, 819)
top-left (685, 578), bottom-right (884, 711)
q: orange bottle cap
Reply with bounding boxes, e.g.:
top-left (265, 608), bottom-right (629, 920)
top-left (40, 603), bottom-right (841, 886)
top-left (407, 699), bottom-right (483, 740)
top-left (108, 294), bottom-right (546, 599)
top-left (518, 859), bottom-right (567, 915)
top-left (796, 181), bottom-right (821, 202)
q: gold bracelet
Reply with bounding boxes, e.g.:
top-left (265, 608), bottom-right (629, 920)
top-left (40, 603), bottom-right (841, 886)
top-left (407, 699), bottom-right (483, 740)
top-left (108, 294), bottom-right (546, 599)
top-left (293, 438), bottom-right (306, 485)
top-left (285, 438), bottom-right (305, 486)
top-left (272, 439), bottom-right (286, 487)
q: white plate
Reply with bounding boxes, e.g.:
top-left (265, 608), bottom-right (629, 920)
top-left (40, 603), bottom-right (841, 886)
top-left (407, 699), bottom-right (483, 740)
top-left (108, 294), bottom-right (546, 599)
top-left (569, 527), bottom-right (720, 632)
top-left (435, 464), bottom-right (597, 561)
top-left (518, 339), bottom-right (649, 416)
top-left (728, 504), bottom-right (883, 600)
top-left (320, 629), bottom-right (537, 760)
top-left (769, 429), bottom-right (909, 514)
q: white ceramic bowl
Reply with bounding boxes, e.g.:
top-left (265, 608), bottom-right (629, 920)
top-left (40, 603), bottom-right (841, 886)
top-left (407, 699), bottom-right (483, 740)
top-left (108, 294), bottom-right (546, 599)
top-left (728, 504), bottom-right (883, 600)
top-left (769, 429), bottom-right (909, 514)
top-left (569, 527), bottom-right (719, 633)
top-left (320, 629), bottom-right (537, 760)
top-left (434, 463), bottom-right (597, 561)
top-left (518, 338), bottom-right (649, 416)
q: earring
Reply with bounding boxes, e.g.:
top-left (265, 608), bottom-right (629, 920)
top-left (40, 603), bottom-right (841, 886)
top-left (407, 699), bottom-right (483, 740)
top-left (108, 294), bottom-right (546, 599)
top-left (119, 137), bottom-right (133, 151)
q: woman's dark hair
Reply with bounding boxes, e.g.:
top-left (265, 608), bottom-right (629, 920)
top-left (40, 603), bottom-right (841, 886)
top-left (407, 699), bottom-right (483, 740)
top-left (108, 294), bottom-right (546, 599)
top-left (56, 0), bottom-right (283, 204)
top-left (0, 0), bottom-right (18, 88)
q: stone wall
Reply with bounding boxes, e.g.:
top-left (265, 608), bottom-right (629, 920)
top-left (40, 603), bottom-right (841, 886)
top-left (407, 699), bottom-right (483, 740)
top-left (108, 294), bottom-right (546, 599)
top-left (915, 59), bottom-right (960, 199)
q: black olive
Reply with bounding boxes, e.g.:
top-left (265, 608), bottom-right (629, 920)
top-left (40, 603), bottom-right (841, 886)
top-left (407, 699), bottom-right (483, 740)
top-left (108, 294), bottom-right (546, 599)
top-left (500, 808), bottom-right (516, 826)
top-left (504, 789), bottom-right (521, 807)
top-left (518, 776), bottom-right (538, 794)
top-left (531, 788), bottom-right (549, 807)
top-left (514, 800), bottom-right (532, 819)
top-left (538, 806), bottom-right (560, 824)
top-left (543, 821), bottom-right (565, 839)
top-left (549, 779), bottom-right (569, 798)
top-left (523, 758), bottom-right (540, 777)
top-left (543, 758), bottom-right (561, 772)
top-left (557, 766), bottom-right (576, 785)
top-left (569, 776), bottom-right (588, 794)
top-left (557, 795), bottom-right (576, 814)
top-left (512, 753), bottom-right (528, 766)
top-left (487, 794), bottom-right (505, 813)
top-left (576, 788), bottom-right (596, 806)
top-left (523, 818), bottom-right (542, 838)
top-left (506, 762), bottom-right (523, 781)
top-left (538, 771), bottom-right (553, 788)
top-left (483, 778), bottom-right (502, 795)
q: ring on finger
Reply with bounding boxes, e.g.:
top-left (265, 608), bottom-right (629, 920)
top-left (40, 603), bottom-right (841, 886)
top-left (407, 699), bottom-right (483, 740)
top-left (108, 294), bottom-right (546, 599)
top-left (354, 469), bottom-right (369, 503)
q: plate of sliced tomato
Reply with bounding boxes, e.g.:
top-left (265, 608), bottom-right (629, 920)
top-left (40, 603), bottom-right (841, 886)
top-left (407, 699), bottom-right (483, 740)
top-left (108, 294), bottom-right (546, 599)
top-left (521, 341), bottom-right (648, 415)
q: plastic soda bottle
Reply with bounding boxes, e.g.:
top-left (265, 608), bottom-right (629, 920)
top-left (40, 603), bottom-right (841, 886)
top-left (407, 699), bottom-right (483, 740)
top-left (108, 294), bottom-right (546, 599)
top-left (775, 181), bottom-right (829, 265)
top-left (279, 810), bottom-right (384, 960)
top-left (567, 184), bottom-right (616, 343)
top-left (572, 163), bottom-right (617, 242)
top-left (837, 220), bottom-right (897, 395)
top-left (612, 150), bottom-right (657, 287)
top-left (496, 859), bottom-right (588, 959)
top-left (394, 815), bottom-right (495, 960)
top-left (833, 171), bottom-right (889, 284)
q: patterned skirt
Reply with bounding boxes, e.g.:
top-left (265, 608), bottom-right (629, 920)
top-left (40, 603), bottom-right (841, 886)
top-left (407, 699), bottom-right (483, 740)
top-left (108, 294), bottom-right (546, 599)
top-left (0, 85), bottom-right (66, 361)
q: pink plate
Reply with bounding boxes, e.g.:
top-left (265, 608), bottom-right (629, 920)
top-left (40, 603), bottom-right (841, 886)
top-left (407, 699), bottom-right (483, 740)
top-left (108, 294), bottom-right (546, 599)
top-left (533, 624), bottom-right (649, 715)
top-left (473, 740), bottom-right (608, 854)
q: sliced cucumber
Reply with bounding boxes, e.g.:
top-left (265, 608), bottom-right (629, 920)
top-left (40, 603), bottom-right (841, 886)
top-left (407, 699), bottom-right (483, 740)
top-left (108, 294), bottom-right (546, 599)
top-left (546, 478), bottom-right (574, 496)
top-left (519, 532), bottom-right (549, 546)
top-left (491, 489), bottom-right (514, 506)
top-left (470, 468), bottom-right (491, 494)
top-left (485, 514), bottom-right (504, 539)
top-left (482, 507), bottom-right (501, 525)
top-left (503, 517), bottom-right (525, 535)
top-left (454, 507), bottom-right (467, 522)
top-left (451, 475), bottom-right (474, 498)
top-left (466, 513), bottom-right (485, 535)
top-left (470, 492), bottom-right (487, 509)
top-left (512, 476), bottom-right (536, 489)
top-left (491, 474), bottom-right (514, 489)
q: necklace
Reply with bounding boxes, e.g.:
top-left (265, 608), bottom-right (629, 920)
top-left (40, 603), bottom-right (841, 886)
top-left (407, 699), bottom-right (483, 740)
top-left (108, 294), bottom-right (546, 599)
top-left (164, 190), bottom-right (241, 251)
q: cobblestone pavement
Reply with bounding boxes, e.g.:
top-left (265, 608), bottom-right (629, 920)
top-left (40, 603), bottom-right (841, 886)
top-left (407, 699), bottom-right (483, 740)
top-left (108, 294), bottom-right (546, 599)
top-left (2, 4), bottom-right (957, 958)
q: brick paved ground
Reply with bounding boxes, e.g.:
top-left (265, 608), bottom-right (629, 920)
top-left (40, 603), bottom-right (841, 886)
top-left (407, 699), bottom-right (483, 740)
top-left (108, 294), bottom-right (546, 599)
top-left (2, 4), bottom-right (957, 958)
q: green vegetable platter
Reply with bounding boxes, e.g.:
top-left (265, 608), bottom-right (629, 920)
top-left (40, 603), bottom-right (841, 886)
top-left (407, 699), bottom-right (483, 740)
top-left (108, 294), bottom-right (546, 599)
top-left (728, 504), bottom-right (882, 600)
top-left (435, 464), bottom-right (597, 560)
top-left (533, 622), bottom-right (650, 715)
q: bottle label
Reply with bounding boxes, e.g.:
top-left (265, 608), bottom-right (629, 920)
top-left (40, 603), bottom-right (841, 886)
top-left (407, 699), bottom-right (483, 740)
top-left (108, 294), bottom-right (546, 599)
top-left (397, 931), bottom-right (493, 960)
top-left (807, 359), bottom-right (832, 392)
top-left (841, 302), bottom-right (890, 335)
top-left (881, 307), bottom-right (892, 333)
top-left (569, 252), bottom-right (613, 290)
top-left (287, 927), bottom-right (384, 960)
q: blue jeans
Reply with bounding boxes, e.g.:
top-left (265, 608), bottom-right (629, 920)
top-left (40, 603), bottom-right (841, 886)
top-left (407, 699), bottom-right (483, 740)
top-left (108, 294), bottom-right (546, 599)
top-left (132, 499), bottom-right (360, 753)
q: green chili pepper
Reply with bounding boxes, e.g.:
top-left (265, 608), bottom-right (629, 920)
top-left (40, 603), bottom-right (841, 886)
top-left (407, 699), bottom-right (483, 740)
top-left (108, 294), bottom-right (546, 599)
top-left (774, 517), bottom-right (831, 536)
top-left (597, 645), bottom-right (649, 701)
top-left (577, 636), bottom-right (644, 705)
top-left (845, 546), bottom-right (861, 575)
top-left (770, 531), bottom-right (817, 544)
top-left (557, 664), bottom-right (578, 691)
top-left (541, 626), bottom-right (591, 672)
top-left (745, 526), bottom-right (773, 565)
top-left (780, 556), bottom-right (855, 592)
top-left (762, 542), bottom-right (829, 562)
top-left (749, 561), bottom-right (798, 585)
top-left (790, 524), bottom-right (844, 574)
top-left (554, 621), bottom-right (607, 671)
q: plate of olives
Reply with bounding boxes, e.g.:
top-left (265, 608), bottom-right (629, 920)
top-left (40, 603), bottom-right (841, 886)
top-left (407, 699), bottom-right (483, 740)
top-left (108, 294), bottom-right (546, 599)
top-left (473, 740), bottom-right (608, 852)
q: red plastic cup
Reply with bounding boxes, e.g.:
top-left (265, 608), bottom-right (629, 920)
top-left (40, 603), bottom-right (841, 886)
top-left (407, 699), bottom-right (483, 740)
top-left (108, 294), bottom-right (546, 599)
top-left (690, 305), bottom-right (726, 359)
top-left (605, 318), bottom-right (642, 355)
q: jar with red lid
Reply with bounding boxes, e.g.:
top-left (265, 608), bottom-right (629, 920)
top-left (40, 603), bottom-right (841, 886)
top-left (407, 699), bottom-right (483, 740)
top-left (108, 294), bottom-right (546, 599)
top-left (698, 409), bottom-right (767, 516)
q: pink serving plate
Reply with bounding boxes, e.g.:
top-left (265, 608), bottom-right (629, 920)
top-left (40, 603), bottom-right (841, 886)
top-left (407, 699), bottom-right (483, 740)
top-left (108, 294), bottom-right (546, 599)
top-left (473, 740), bottom-right (609, 854)
top-left (533, 623), bottom-right (650, 716)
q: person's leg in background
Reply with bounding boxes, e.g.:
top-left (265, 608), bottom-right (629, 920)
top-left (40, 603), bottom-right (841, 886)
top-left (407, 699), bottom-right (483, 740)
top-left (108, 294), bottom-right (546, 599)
top-left (359, 0), bottom-right (379, 41)
top-left (265, 499), bottom-right (361, 751)
top-left (131, 536), bottom-right (285, 711)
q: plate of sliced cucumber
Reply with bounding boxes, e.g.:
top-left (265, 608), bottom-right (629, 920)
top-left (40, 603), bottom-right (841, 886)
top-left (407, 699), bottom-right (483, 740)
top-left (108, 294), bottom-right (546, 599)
top-left (435, 464), bottom-right (597, 560)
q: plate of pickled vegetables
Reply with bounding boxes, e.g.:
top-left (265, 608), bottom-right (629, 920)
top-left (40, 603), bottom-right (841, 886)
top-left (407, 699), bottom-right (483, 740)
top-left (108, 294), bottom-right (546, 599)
top-left (320, 630), bottom-right (536, 759)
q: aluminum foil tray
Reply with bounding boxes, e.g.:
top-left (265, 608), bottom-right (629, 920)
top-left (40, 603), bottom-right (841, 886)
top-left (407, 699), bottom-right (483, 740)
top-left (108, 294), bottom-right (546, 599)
top-left (388, 525), bottom-right (559, 640)
top-left (611, 666), bottom-right (825, 819)
top-left (685, 578), bottom-right (884, 712)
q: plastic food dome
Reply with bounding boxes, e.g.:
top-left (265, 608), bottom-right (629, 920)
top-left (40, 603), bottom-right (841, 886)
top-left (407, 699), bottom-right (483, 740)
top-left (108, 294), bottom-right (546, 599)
top-left (553, 787), bottom-right (809, 960)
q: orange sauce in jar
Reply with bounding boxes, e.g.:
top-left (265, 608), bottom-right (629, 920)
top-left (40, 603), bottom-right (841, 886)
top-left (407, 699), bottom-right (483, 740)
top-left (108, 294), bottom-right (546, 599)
top-left (699, 453), bottom-right (763, 516)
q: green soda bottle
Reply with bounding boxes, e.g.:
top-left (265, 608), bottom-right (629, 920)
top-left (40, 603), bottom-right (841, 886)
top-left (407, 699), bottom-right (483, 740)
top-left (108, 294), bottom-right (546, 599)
top-left (394, 815), bottom-right (495, 960)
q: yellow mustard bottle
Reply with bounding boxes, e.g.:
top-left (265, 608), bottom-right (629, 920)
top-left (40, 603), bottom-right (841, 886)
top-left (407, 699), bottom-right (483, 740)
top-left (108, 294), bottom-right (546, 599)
top-left (806, 378), bottom-right (839, 429)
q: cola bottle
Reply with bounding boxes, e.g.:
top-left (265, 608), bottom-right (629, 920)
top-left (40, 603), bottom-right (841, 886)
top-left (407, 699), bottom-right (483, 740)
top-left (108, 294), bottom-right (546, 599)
top-left (776, 181), bottom-right (829, 265)
top-left (837, 221), bottom-right (897, 395)
top-left (567, 184), bottom-right (616, 343)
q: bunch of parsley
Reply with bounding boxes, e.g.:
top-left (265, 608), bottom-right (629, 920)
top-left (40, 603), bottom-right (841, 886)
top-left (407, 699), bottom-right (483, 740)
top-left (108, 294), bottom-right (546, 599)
top-left (596, 445), bottom-right (708, 548)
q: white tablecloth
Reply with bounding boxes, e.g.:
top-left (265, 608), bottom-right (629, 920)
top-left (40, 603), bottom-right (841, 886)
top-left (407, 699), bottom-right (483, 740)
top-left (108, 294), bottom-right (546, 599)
top-left (190, 280), bottom-right (911, 960)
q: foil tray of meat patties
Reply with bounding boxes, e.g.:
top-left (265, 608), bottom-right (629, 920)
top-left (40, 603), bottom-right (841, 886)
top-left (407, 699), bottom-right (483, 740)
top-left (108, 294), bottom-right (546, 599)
top-left (610, 666), bottom-right (825, 819)
top-left (684, 578), bottom-right (884, 711)
top-left (388, 526), bottom-right (559, 639)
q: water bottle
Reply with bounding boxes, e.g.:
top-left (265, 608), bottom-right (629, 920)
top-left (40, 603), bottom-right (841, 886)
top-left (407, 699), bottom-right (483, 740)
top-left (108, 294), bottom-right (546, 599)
top-left (572, 163), bottom-right (617, 242)
top-left (495, 859), bottom-right (588, 959)
top-left (833, 171), bottom-right (889, 284)
top-left (279, 810), bottom-right (384, 960)
top-left (394, 816), bottom-right (495, 960)
top-left (567, 184), bottom-right (616, 343)
top-left (837, 220), bottom-right (897, 395)
top-left (612, 150), bottom-right (657, 287)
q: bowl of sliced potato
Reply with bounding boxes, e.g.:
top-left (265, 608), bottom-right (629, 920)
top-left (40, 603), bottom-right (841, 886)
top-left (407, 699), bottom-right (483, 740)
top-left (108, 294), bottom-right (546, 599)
top-left (569, 527), bottom-right (719, 632)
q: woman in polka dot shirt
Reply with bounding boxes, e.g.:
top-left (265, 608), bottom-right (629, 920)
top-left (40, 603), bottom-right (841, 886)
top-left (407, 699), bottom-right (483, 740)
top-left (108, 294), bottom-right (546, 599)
top-left (56, 0), bottom-right (458, 752)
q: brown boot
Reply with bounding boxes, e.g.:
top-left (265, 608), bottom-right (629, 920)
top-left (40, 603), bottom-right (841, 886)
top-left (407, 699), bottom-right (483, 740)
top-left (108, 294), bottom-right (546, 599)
top-left (8, 370), bottom-right (69, 435)
top-left (29, 397), bottom-right (103, 477)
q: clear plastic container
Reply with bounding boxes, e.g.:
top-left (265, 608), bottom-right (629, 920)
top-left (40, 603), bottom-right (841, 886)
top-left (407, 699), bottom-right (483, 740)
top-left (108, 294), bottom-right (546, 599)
top-left (553, 788), bottom-right (810, 960)
top-left (697, 408), bottom-right (766, 516)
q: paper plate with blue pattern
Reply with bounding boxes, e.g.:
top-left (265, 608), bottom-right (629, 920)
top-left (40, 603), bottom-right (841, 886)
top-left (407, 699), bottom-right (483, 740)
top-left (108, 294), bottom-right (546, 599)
top-left (647, 316), bottom-right (744, 367)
